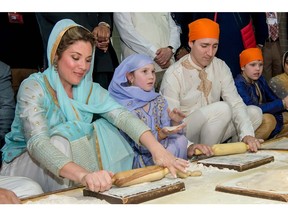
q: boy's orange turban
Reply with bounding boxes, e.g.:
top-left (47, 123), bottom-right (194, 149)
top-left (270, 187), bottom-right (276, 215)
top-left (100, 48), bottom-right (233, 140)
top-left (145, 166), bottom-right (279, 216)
top-left (239, 48), bottom-right (263, 68)
top-left (188, 18), bottom-right (220, 42)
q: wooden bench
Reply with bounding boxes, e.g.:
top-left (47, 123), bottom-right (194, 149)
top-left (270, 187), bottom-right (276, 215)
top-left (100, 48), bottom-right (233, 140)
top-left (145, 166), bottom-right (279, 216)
top-left (11, 68), bottom-right (38, 97)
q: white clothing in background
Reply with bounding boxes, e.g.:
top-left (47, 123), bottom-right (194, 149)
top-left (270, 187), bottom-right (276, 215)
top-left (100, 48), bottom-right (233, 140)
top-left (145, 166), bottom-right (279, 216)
top-left (114, 12), bottom-right (180, 73)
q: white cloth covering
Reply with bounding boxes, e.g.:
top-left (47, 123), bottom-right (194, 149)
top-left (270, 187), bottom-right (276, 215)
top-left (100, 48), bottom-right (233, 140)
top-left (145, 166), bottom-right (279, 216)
top-left (0, 175), bottom-right (43, 198)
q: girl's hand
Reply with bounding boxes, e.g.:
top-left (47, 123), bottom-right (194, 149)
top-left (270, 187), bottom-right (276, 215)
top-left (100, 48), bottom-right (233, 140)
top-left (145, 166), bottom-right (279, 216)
top-left (162, 123), bottom-right (186, 135)
top-left (168, 108), bottom-right (186, 125)
top-left (157, 123), bottom-right (186, 141)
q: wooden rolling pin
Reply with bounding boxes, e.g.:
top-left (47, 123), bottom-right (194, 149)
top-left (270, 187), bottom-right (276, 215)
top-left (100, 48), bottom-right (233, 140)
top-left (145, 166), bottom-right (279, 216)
top-left (112, 165), bottom-right (202, 187)
top-left (194, 142), bottom-right (249, 156)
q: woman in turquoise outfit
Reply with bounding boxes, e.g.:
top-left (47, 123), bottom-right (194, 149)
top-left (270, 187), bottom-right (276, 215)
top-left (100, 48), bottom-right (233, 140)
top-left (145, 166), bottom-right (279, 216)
top-left (0, 19), bottom-right (189, 193)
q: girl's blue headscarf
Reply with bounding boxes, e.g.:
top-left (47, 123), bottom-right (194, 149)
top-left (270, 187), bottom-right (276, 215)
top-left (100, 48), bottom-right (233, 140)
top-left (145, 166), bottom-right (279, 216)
top-left (108, 54), bottom-right (159, 111)
top-left (44, 19), bottom-right (122, 122)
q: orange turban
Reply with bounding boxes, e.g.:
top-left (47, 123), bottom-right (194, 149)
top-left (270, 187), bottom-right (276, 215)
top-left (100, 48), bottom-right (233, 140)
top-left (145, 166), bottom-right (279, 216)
top-left (188, 18), bottom-right (220, 41)
top-left (239, 48), bottom-right (263, 68)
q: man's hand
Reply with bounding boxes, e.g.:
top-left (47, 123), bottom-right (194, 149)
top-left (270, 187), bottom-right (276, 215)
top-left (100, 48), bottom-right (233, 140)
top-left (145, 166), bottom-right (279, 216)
top-left (154, 47), bottom-right (173, 68)
top-left (92, 23), bottom-right (111, 52)
top-left (242, 135), bottom-right (264, 152)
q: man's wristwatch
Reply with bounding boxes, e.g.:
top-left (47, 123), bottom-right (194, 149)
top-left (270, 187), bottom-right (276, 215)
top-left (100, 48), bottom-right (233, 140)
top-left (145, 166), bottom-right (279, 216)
top-left (167, 46), bottom-right (175, 54)
top-left (257, 44), bottom-right (264, 48)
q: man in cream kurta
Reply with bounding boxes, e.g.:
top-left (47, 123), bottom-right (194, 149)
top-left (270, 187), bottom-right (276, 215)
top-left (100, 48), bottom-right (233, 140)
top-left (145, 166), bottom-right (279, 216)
top-left (160, 18), bottom-right (263, 152)
top-left (114, 12), bottom-right (180, 91)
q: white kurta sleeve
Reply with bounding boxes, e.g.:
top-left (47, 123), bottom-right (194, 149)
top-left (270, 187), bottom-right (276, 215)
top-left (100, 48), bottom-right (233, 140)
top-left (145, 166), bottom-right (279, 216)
top-left (168, 12), bottom-right (181, 51)
top-left (113, 12), bottom-right (157, 59)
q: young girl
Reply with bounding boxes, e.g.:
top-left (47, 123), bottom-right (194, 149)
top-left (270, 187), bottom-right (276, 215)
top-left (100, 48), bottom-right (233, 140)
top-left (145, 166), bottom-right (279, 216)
top-left (235, 48), bottom-right (288, 140)
top-left (108, 54), bottom-right (213, 168)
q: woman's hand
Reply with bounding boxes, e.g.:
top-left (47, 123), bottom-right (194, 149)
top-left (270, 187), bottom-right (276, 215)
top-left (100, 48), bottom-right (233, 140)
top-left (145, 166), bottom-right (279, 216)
top-left (151, 144), bottom-right (189, 178)
top-left (80, 170), bottom-right (114, 192)
top-left (60, 162), bottom-right (114, 193)
top-left (242, 135), bottom-right (264, 152)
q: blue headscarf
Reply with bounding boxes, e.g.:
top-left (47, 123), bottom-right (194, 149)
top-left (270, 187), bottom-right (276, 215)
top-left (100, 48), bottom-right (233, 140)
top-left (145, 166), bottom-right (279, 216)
top-left (108, 54), bottom-right (159, 111)
top-left (43, 19), bottom-right (122, 122)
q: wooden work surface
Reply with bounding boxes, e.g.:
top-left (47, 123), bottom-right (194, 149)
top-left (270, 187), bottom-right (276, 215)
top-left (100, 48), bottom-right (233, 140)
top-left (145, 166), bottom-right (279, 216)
top-left (83, 180), bottom-right (185, 204)
top-left (197, 153), bottom-right (274, 171)
top-left (215, 168), bottom-right (288, 202)
top-left (23, 150), bottom-right (288, 204)
top-left (260, 137), bottom-right (288, 150)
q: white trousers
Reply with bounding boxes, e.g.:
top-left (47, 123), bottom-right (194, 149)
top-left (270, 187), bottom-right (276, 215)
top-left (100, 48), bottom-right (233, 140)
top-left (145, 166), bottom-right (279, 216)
top-left (0, 136), bottom-right (72, 193)
top-left (185, 101), bottom-right (262, 145)
top-left (0, 175), bottom-right (43, 198)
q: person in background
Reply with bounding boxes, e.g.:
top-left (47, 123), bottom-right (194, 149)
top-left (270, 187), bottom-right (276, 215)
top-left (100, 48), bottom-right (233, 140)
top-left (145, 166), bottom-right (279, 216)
top-left (0, 61), bottom-right (15, 168)
top-left (160, 18), bottom-right (263, 151)
top-left (113, 12), bottom-right (180, 92)
top-left (269, 51), bottom-right (288, 99)
top-left (0, 12), bottom-right (43, 70)
top-left (108, 54), bottom-right (213, 168)
top-left (253, 12), bottom-right (284, 81)
top-left (235, 48), bottom-right (288, 140)
top-left (0, 175), bottom-right (43, 204)
top-left (36, 12), bottom-right (119, 89)
top-left (1, 19), bottom-right (189, 193)
top-left (0, 61), bottom-right (43, 204)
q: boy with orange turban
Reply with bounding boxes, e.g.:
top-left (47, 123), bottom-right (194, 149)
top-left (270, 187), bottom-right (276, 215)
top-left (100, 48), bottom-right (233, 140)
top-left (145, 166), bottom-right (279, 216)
top-left (235, 48), bottom-right (288, 140)
top-left (160, 18), bottom-right (263, 152)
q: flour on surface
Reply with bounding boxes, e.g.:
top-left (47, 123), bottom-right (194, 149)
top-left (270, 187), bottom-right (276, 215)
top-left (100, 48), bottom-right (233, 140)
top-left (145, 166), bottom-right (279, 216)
top-left (26, 194), bottom-right (109, 204)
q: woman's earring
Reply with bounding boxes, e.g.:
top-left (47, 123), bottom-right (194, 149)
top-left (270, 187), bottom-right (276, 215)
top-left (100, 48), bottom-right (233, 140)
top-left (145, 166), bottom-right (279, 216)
top-left (53, 61), bottom-right (58, 72)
